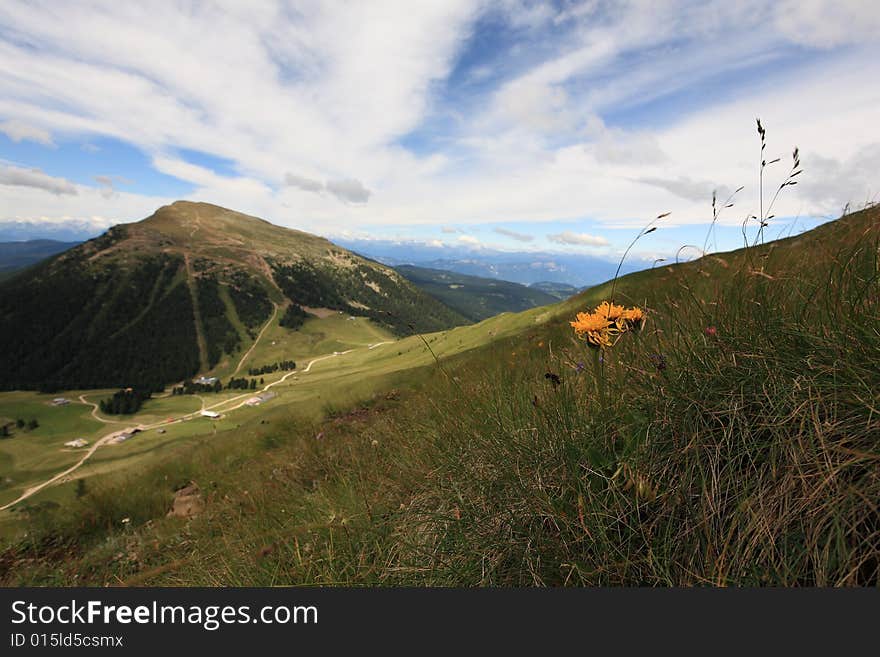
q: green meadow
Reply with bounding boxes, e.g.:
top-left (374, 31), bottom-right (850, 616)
top-left (0, 292), bottom-right (551, 524)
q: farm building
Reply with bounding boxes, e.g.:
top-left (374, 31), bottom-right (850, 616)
top-left (51, 397), bottom-right (70, 406)
top-left (195, 376), bottom-right (218, 386)
top-left (245, 391), bottom-right (277, 407)
top-left (64, 438), bottom-right (88, 448)
top-left (200, 410), bottom-right (221, 419)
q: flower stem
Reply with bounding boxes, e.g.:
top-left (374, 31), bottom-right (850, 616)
top-left (592, 348), bottom-right (606, 411)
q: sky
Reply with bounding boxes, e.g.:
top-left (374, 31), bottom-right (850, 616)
top-left (0, 0), bottom-right (878, 262)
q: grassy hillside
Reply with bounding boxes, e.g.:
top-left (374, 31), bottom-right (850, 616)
top-left (0, 202), bottom-right (466, 391)
top-left (1, 205), bottom-right (876, 586)
top-left (396, 264), bottom-right (558, 320)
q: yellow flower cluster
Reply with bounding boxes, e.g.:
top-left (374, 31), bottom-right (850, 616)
top-left (570, 300), bottom-right (645, 349)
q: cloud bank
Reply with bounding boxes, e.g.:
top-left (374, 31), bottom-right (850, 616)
top-left (546, 231), bottom-right (609, 247)
top-left (0, 164), bottom-right (77, 195)
top-left (0, 0), bottom-right (877, 247)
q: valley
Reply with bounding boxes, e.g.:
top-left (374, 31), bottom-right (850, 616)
top-left (0, 286), bottom-right (554, 527)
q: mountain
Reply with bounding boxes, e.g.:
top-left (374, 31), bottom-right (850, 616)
top-left (0, 201), bottom-right (466, 391)
top-left (333, 238), bottom-right (641, 287)
top-left (528, 281), bottom-right (581, 300)
top-left (396, 264), bottom-right (558, 321)
top-left (0, 239), bottom-right (80, 279)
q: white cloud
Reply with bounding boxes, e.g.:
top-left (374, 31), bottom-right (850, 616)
top-left (151, 156), bottom-right (272, 205)
top-left (93, 174), bottom-right (131, 199)
top-left (0, 119), bottom-right (53, 145)
top-left (797, 144), bottom-right (880, 212)
top-left (457, 234), bottom-right (480, 246)
top-left (0, 164), bottom-right (76, 195)
top-left (0, 177), bottom-right (174, 241)
top-left (283, 173), bottom-right (371, 204)
top-left (493, 227), bottom-right (534, 242)
top-left (284, 173), bottom-right (324, 193)
top-left (151, 157), bottom-right (222, 188)
top-left (636, 177), bottom-right (731, 204)
top-left (0, 1), bottom-right (477, 214)
top-left (325, 178), bottom-right (371, 204)
top-left (547, 231), bottom-right (608, 247)
top-left (586, 119), bottom-right (667, 166)
top-left (774, 0), bottom-right (880, 48)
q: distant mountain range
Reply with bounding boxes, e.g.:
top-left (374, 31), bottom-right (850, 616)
top-left (0, 220), bottom-right (103, 243)
top-left (0, 239), bottom-right (81, 280)
top-left (333, 238), bottom-right (638, 287)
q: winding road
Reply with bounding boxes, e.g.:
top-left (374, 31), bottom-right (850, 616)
top-left (78, 395), bottom-right (126, 424)
top-left (1, 341), bottom-right (393, 511)
top-left (0, 425), bottom-right (137, 511)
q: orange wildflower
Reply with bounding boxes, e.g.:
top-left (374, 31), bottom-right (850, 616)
top-left (570, 311), bottom-right (613, 348)
top-left (622, 306), bottom-right (645, 330)
top-left (571, 301), bottom-right (646, 348)
top-left (594, 301), bottom-right (625, 321)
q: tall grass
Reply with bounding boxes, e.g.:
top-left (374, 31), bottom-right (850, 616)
top-left (369, 211), bottom-right (879, 585)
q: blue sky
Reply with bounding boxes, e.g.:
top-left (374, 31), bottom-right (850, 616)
top-left (0, 1), bottom-right (878, 261)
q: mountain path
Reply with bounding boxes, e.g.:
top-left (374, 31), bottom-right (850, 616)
top-left (78, 395), bottom-right (127, 425)
top-left (0, 425), bottom-right (140, 511)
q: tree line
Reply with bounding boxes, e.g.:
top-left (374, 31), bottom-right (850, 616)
top-left (226, 377), bottom-right (259, 390)
top-left (171, 379), bottom-right (223, 395)
top-left (171, 377), bottom-right (261, 395)
top-left (99, 388), bottom-right (152, 415)
top-left (1, 418), bottom-right (39, 438)
top-left (247, 360), bottom-right (296, 376)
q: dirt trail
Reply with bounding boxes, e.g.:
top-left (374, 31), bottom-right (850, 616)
top-left (2, 343), bottom-right (394, 511)
top-left (78, 395), bottom-right (126, 425)
top-left (0, 425), bottom-right (140, 511)
top-left (202, 349), bottom-right (357, 415)
top-left (233, 302), bottom-right (278, 375)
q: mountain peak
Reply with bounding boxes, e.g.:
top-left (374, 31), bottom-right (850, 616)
top-left (128, 201), bottom-right (330, 260)
top-left (147, 200), bottom-right (267, 226)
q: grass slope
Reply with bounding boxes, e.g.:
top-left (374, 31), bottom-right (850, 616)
top-left (396, 264), bottom-right (558, 321)
top-left (1, 206), bottom-right (878, 586)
